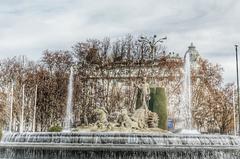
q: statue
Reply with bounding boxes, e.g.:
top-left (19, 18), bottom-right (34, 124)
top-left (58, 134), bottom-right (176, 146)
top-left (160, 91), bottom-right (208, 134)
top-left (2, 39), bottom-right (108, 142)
top-left (94, 107), bottom-right (108, 129)
top-left (137, 77), bottom-right (150, 110)
top-left (117, 108), bottom-right (138, 129)
top-left (80, 78), bottom-right (160, 132)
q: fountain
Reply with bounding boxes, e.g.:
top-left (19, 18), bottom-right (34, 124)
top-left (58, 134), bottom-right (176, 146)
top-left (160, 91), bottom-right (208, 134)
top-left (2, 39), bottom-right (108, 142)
top-left (63, 66), bottom-right (74, 132)
top-left (175, 43), bottom-right (200, 134)
top-left (1, 132), bottom-right (240, 159)
top-left (8, 82), bottom-right (14, 133)
top-left (0, 44), bottom-right (240, 159)
top-left (19, 84), bottom-right (25, 133)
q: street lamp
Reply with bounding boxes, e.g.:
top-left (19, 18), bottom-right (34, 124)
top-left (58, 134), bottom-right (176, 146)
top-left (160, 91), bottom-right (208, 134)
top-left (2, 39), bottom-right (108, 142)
top-left (138, 35), bottom-right (167, 60)
top-left (235, 44), bottom-right (240, 136)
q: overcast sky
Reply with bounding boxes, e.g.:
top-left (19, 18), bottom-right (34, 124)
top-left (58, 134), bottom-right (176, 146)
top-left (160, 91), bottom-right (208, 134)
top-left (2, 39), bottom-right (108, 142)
top-left (0, 0), bottom-right (239, 83)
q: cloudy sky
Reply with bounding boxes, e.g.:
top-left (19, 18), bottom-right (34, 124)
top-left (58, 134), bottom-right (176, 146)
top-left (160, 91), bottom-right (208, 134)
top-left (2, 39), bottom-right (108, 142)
top-left (0, 0), bottom-right (239, 83)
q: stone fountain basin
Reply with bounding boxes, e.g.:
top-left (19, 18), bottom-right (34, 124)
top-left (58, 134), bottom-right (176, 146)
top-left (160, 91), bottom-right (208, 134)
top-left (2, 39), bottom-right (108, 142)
top-left (1, 142), bottom-right (240, 151)
top-left (1, 132), bottom-right (240, 147)
top-left (1, 132), bottom-right (240, 159)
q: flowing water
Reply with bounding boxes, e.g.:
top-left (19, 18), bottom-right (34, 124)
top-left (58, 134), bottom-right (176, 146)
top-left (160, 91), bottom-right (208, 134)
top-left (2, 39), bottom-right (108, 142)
top-left (63, 67), bottom-right (74, 132)
top-left (8, 83), bottom-right (14, 133)
top-left (176, 45), bottom-right (196, 132)
top-left (0, 132), bottom-right (240, 159)
top-left (19, 85), bottom-right (25, 133)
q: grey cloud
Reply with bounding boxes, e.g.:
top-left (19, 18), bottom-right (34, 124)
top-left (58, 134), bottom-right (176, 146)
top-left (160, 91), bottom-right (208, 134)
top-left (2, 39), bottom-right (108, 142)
top-left (0, 0), bottom-right (239, 83)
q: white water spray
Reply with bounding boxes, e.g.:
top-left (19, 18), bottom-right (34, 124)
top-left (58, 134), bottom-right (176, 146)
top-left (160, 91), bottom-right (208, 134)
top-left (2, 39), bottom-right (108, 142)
top-left (176, 49), bottom-right (192, 130)
top-left (8, 82), bottom-right (14, 132)
top-left (176, 43), bottom-right (200, 134)
top-left (32, 85), bottom-right (38, 132)
top-left (63, 67), bottom-right (74, 132)
top-left (19, 84), bottom-right (25, 133)
top-left (182, 51), bottom-right (192, 129)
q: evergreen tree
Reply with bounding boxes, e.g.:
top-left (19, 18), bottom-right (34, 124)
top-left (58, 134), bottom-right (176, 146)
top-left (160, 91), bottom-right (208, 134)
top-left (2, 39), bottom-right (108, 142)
top-left (149, 87), bottom-right (168, 130)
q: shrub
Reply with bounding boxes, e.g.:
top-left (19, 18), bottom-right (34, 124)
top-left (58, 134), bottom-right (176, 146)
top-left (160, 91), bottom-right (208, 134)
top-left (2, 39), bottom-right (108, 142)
top-left (48, 125), bottom-right (63, 132)
top-left (149, 87), bottom-right (156, 111)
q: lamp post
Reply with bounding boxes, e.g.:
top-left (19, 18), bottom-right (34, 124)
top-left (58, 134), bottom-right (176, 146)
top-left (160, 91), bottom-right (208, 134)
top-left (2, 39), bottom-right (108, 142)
top-left (235, 44), bottom-right (240, 136)
top-left (138, 35), bottom-right (167, 60)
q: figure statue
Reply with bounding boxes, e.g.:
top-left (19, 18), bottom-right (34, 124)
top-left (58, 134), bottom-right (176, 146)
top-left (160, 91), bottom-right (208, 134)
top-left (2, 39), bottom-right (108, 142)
top-left (133, 77), bottom-right (159, 129)
top-left (117, 108), bottom-right (138, 129)
top-left (131, 108), bottom-right (147, 128)
top-left (90, 78), bottom-right (160, 131)
top-left (137, 77), bottom-right (150, 110)
top-left (83, 114), bottom-right (88, 126)
top-left (94, 107), bottom-right (108, 129)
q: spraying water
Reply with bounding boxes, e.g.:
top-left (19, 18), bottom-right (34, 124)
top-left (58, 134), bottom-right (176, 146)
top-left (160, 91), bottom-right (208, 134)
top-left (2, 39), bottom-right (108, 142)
top-left (176, 43), bottom-right (200, 134)
top-left (8, 82), bottom-right (14, 132)
top-left (63, 66), bottom-right (74, 132)
top-left (176, 48), bottom-right (192, 130)
top-left (19, 84), bottom-right (25, 133)
top-left (182, 51), bottom-right (192, 129)
top-left (32, 85), bottom-right (38, 132)
top-left (1, 132), bottom-right (240, 159)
